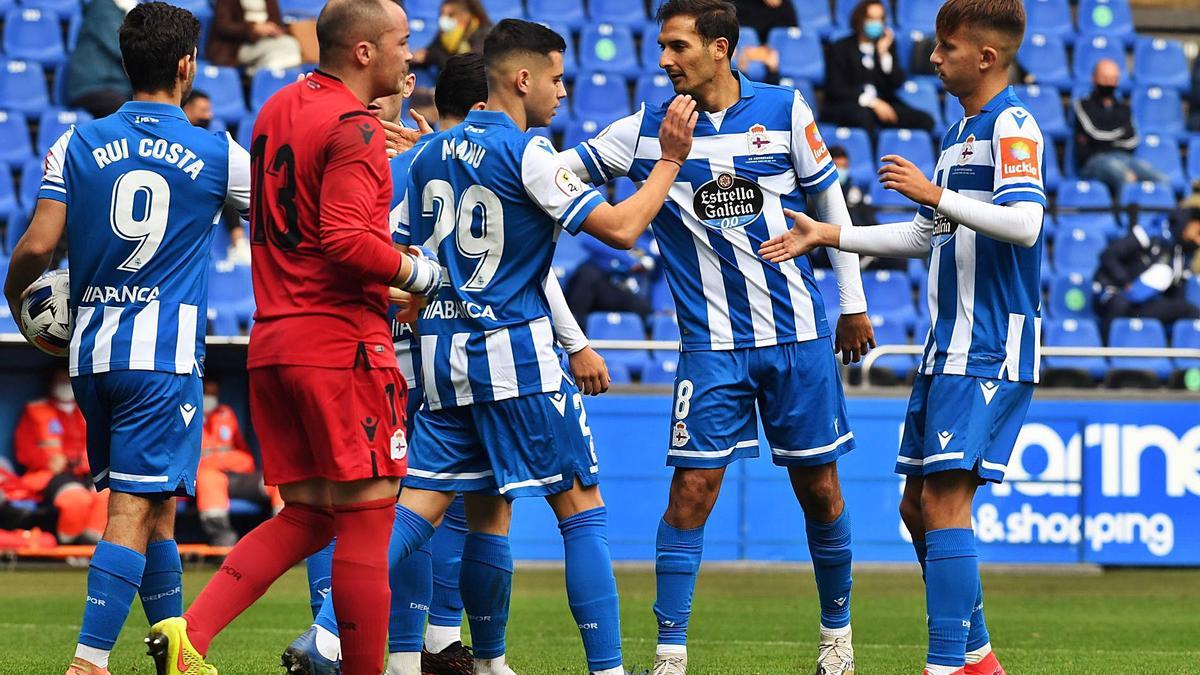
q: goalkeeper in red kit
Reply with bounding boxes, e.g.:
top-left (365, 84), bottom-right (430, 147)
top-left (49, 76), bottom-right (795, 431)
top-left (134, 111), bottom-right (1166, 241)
top-left (143, 1), bottom-right (441, 674)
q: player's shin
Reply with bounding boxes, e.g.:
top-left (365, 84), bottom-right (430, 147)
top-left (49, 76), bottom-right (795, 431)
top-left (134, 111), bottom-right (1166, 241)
top-left (426, 496), bottom-right (468, 652)
top-left (306, 539), bottom-right (335, 621)
top-left (331, 498), bottom-right (396, 675)
top-left (653, 518), bottom-right (703, 655)
top-left (76, 540), bottom-right (146, 668)
top-left (139, 540), bottom-right (183, 625)
top-left (460, 532), bottom-right (513, 662)
top-left (560, 507), bottom-right (623, 672)
top-left (924, 528), bottom-right (978, 670)
top-left (388, 537), bottom-right (433, 658)
top-left (965, 580), bottom-right (991, 656)
top-left (806, 509), bottom-right (853, 632)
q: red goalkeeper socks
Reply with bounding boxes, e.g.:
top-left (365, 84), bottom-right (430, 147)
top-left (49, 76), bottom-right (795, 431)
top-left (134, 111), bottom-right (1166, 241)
top-left (332, 498), bottom-right (396, 675)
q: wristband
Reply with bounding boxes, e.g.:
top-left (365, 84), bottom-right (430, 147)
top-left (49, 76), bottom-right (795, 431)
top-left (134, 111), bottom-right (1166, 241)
top-left (660, 158), bottom-right (683, 169)
top-left (400, 255), bottom-right (443, 295)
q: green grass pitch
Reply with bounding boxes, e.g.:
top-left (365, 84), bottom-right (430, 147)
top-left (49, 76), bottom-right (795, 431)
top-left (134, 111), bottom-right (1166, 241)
top-left (1, 566), bottom-right (1198, 674)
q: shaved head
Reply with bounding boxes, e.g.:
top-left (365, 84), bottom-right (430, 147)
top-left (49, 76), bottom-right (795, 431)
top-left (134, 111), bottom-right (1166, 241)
top-left (317, 0), bottom-right (392, 64)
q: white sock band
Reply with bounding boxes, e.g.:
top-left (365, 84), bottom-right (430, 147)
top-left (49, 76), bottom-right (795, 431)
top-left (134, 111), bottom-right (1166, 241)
top-left (74, 644), bottom-right (110, 669)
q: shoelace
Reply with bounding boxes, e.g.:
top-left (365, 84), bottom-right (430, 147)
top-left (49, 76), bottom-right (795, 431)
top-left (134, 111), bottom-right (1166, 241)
top-left (816, 637), bottom-right (854, 672)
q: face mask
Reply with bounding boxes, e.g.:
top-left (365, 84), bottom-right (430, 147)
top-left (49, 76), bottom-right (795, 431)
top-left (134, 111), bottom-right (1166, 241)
top-left (203, 395), bottom-right (219, 416)
top-left (1094, 84), bottom-right (1116, 99)
top-left (52, 382), bottom-right (74, 403)
top-left (438, 15), bottom-right (460, 33)
top-left (863, 20), bottom-right (885, 40)
top-left (838, 171), bottom-right (851, 187)
top-left (196, 117), bottom-right (211, 129)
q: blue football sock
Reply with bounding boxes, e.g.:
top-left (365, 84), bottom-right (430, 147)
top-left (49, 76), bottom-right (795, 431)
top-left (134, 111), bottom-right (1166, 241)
top-left (429, 495), bottom-right (467, 628)
top-left (139, 539), bottom-right (183, 624)
top-left (459, 532), bottom-right (512, 660)
top-left (653, 519), bottom-right (703, 647)
top-left (806, 509), bottom-right (853, 630)
top-left (313, 577), bottom-right (340, 636)
top-left (966, 580), bottom-right (990, 652)
top-left (78, 540), bottom-right (145, 650)
top-left (925, 528), bottom-right (977, 668)
top-left (306, 539), bottom-right (335, 622)
top-left (389, 503), bottom-right (434, 653)
top-left (912, 537), bottom-right (928, 578)
top-left (560, 507), bottom-right (622, 671)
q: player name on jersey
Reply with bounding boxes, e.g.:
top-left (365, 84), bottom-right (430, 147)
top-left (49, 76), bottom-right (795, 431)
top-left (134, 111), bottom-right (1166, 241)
top-left (88, 136), bottom-right (206, 179)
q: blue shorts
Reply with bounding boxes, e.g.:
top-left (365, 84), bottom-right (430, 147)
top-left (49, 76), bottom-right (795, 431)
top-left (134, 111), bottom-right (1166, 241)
top-left (667, 339), bottom-right (855, 469)
top-left (896, 372), bottom-right (1034, 483)
top-left (404, 379), bottom-right (598, 500)
top-left (73, 370), bottom-right (203, 496)
top-left (406, 385), bottom-right (424, 426)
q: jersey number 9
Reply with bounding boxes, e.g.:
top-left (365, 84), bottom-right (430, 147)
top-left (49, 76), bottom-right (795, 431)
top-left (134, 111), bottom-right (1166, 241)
top-left (110, 170), bottom-right (171, 272)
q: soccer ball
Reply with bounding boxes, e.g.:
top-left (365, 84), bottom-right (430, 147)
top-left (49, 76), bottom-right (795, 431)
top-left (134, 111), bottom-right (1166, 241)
top-left (20, 270), bottom-right (71, 357)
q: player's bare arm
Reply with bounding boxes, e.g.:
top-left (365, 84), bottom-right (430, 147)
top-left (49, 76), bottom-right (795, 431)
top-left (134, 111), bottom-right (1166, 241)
top-left (581, 94), bottom-right (698, 249)
top-left (3, 200), bottom-right (66, 322)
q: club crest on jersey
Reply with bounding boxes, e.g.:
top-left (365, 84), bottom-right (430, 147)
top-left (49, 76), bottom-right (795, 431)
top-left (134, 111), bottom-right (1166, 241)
top-left (746, 123), bottom-right (771, 154)
top-left (805, 122), bottom-right (829, 164)
top-left (1000, 137), bottom-right (1040, 179)
top-left (390, 427), bottom-right (407, 461)
top-left (671, 421), bottom-right (691, 448)
top-left (959, 135), bottom-right (975, 164)
top-left (692, 172), bottom-right (764, 230)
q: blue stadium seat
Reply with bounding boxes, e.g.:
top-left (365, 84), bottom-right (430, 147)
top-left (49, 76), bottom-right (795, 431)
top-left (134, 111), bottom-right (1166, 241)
top-left (767, 27), bottom-right (823, 85)
top-left (208, 260), bottom-right (255, 332)
top-left (1043, 318), bottom-right (1108, 379)
top-left (236, 112), bottom-right (257, 153)
top-left (587, 311), bottom-right (649, 377)
top-left (278, 0), bottom-right (324, 19)
top-left (896, 79), bottom-right (942, 130)
top-left (163, 0), bottom-right (212, 19)
top-left (0, 164), bottom-right (17, 218)
top-left (877, 128), bottom-right (934, 177)
top-left (1108, 317), bottom-right (1172, 380)
top-left (404, 0), bottom-right (441, 19)
top-left (820, 126), bottom-right (873, 188)
top-left (528, 0), bottom-right (583, 28)
top-left (1189, 137), bottom-right (1200, 186)
top-left (0, 59), bottom-right (50, 115)
top-left (942, 94), bottom-right (964, 124)
top-left (1026, 0), bottom-right (1073, 44)
top-left (1132, 38), bottom-right (1189, 91)
top-left (641, 356), bottom-right (677, 384)
top-left (896, 0), bottom-right (938, 34)
top-left (1072, 36), bottom-right (1127, 88)
top-left (551, 232), bottom-right (587, 281)
top-left (250, 67), bottom-right (303, 110)
top-left (51, 61), bottom-right (68, 106)
top-left (777, 77), bottom-right (816, 114)
top-left (572, 72), bottom-right (632, 120)
top-left (1131, 86), bottom-right (1184, 138)
top-left (1042, 137), bottom-right (1062, 195)
top-left (1077, 0), bottom-right (1134, 45)
top-left (1014, 85), bottom-right (1067, 141)
top-left (867, 316), bottom-right (917, 380)
top-left (24, 0), bottom-right (81, 20)
top-left (36, 110), bottom-right (91, 155)
top-left (1118, 181), bottom-right (1175, 211)
top-left (864, 270), bottom-right (916, 329)
top-left (3, 8), bottom-right (67, 65)
top-left (0, 298), bottom-right (19, 333)
top-left (194, 64), bottom-right (247, 123)
top-left (649, 312), bottom-right (679, 342)
top-left (17, 158), bottom-right (41, 214)
top-left (578, 24), bottom-right (640, 78)
top-left (562, 118), bottom-right (607, 154)
top-left (4, 205), bottom-right (28, 252)
top-left (1134, 134), bottom-right (1186, 194)
top-left (1055, 179), bottom-right (1119, 237)
top-left (1057, 179), bottom-right (1112, 210)
top-left (482, 0), bottom-right (524, 20)
top-left (1048, 272), bottom-right (1096, 320)
top-left (1017, 34), bottom-right (1071, 90)
top-left (588, 0), bottom-right (647, 30)
top-left (0, 111), bottom-right (32, 165)
top-left (1171, 319), bottom-right (1200, 371)
top-left (729, 26), bottom-right (766, 81)
top-left (1052, 227), bottom-right (1107, 276)
top-left (408, 15), bottom-right (437, 52)
top-left (634, 73), bottom-right (675, 107)
top-left (640, 26), bottom-right (662, 74)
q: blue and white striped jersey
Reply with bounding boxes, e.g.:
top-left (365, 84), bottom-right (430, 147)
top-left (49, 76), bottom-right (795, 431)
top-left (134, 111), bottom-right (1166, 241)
top-left (404, 110), bottom-right (606, 409)
top-left (917, 86), bottom-right (1046, 382)
top-left (568, 72), bottom-right (855, 351)
top-left (40, 101), bottom-right (251, 377)
top-left (389, 134), bottom-right (429, 390)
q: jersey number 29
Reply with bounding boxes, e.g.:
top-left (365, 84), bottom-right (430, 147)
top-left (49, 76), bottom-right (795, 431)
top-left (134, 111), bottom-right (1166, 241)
top-left (421, 179), bottom-right (504, 292)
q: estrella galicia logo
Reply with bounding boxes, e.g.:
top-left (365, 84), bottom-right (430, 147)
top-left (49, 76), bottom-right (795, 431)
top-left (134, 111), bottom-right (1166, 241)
top-left (932, 212), bottom-right (958, 247)
top-left (691, 172), bottom-right (764, 231)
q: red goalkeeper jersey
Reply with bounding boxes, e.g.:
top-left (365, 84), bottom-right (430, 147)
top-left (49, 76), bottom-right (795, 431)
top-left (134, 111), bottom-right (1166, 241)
top-left (247, 70), bottom-right (404, 369)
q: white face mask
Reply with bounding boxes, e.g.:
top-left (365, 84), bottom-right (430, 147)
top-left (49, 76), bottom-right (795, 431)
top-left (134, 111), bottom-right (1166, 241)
top-left (203, 395), bottom-right (219, 416)
top-left (438, 15), bottom-right (460, 33)
top-left (52, 382), bottom-right (74, 403)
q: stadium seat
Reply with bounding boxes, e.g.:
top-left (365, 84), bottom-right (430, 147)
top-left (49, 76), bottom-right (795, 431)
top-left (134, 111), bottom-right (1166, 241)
top-left (767, 27), bottom-right (824, 85)
top-left (877, 128), bottom-right (934, 177)
top-left (482, 0), bottom-right (524, 20)
top-left (863, 270), bottom-right (916, 330)
top-left (896, 0), bottom-right (938, 34)
top-left (640, 26), bottom-right (662, 74)
top-left (208, 260), bottom-right (255, 332)
top-left (1131, 86), bottom-right (1184, 138)
top-left (1189, 137), bottom-right (1200, 186)
top-left (1056, 179), bottom-right (1119, 238)
top-left (634, 73), bottom-right (675, 108)
top-left (562, 118), bottom-right (606, 153)
top-left (3, 8), bottom-right (67, 65)
top-left (250, 67), bottom-right (303, 110)
top-left (586, 311), bottom-right (649, 378)
top-left (1077, 0), bottom-right (1135, 45)
top-left (865, 316), bottom-right (917, 382)
top-left (1048, 272), bottom-right (1096, 321)
top-left (36, 110), bottom-right (90, 155)
top-left (1134, 134), bottom-right (1186, 194)
top-left (236, 112), bottom-right (257, 153)
top-left (51, 61), bottom-right (69, 107)
top-left (896, 79), bottom-right (942, 130)
top-left (641, 356), bottom-right (677, 384)
top-left (1118, 181), bottom-right (1176, 211)
top-left (0, 111), bottom-right (32, 165)
top-left (528, 0), bottom-right (583, 28)
top-left (278, 0), bottom-right (325, 20)
top-left (1171, 320), bottom-right (1200, 371)
top-left (551, 232), bottom-right (588, 281)
top-left (404, 0), bottom-right (441, 19)
top-left (408, 15), bottom-right (437, 52)
top-left (1043, 318), bottom-right (1109, 381)
top-left (649, 312), bottom-right (679, 342)
top-left (1108, 317), bottom-right (1173, 381)
top-left (1026, 0), bottom-right (1073, 44)
top-left (578, 24), bottom-right (640, 78)
top-left (0, 59), bottom-right (50, 115)
top-left (1132, 38), bottom-right (1189, 91)
top-left (820, 126), bottom-right (873, 188)
top-left (0, 164), bottom-right (17, 218)
top-left (778, 77), bottom-right (816, 114)
top-left (1017, 34), bottom-right (1072, 90)
top-left (572, 72), bottom-right (632, 121)
top-left (1052, 227), bottom-right (1107, 276)
top-left (588, 0), bottom-right (647, 30)
top-left (17, 158), bottom-right (41, 214)
top-left (728, 27), bottom-right (767, 81)
top-left (1042, 137), bottom-right (1062, 196)
top-left (4, 205), bottom-right (28, 252)
top-left (1014, 85), bottom-right (1068, 141)
top-left (942, 94), bottom-right (964, 124)
top-left (162, 0), bottom-right (212, 19)
top-left (0, 298), bottom-right (18, 333)
top-left (1072, 36), bottom-right (1127, 89)
top-left (194, 64), bottom-right (248, 123)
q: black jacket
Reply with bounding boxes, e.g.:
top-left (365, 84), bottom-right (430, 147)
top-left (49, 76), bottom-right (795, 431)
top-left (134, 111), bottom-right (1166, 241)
top-left (1095, 221), bottom-right (1191, 300)
top-left (1073, 92), bottom-right (1137, 167)
top-left (823, 35), bottom-right (907, 110)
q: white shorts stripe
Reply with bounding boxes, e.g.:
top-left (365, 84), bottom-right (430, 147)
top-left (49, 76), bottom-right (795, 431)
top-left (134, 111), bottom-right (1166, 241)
top-left (406, 468), bottom-right (495, 481)
top-left (108, 471), bottom-right (170, 483)
top-left (497, 472), bottom-right (564, 495)
top-left (896, 451), bottom-right (966, 466)
top-left (771, 431), bottom-right (854, 458)
top-left (979, 459), bottom-right (1007, 473)
top-left (667, 439), bottom-right (757, 459)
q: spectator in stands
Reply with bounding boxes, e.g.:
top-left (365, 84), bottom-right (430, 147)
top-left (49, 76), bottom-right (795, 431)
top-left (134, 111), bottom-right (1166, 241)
top-left (412, 0), bottom-right (491, 71)
top-left (1094, 212), bottom-right (1200, 336)
top-left (1074, 59), bottom-right (1168, 199)
top-left (13, 370), bottom-right (107, 544)
top-left (195, 379), bottom-right (280, 546)
top-left (66, 0), bottom-right (134, 118)
top-left (732, 0), bottom-right (796, 42)
top-left (565, 233), bottom-right (659, 325)
top-left (207, 0), bottom-right (302, 72)
top-left (183, 90), bottom-right (214, 129)
top-left (822, 0), bottom-right (933, 135)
